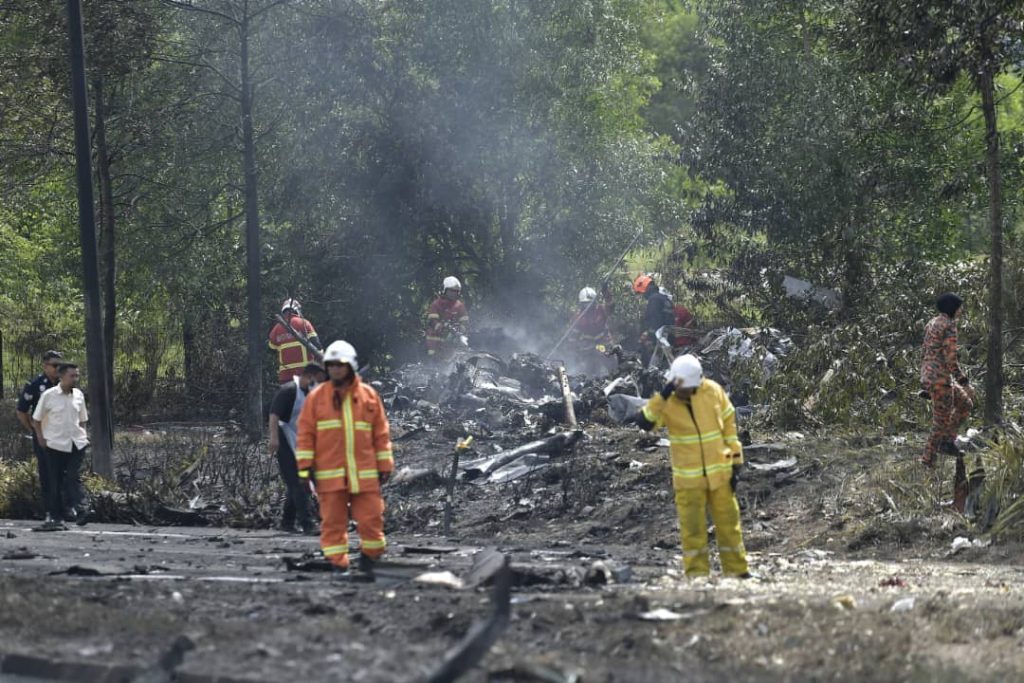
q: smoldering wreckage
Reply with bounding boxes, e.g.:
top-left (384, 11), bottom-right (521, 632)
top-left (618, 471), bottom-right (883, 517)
top-left (384, 324), bottom-right (791, 489)
top-left (3, 324), bottom-right (1022, 683)
top-left (115, 323), bottom-right (794, 532)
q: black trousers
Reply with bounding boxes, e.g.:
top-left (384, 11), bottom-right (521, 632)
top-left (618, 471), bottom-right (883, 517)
top-left (32, 433), bottom-right (51, 505)
top-left (45, 445), bottom-right (87, 522)
top-left (276, 434), bottom-right (313, 527)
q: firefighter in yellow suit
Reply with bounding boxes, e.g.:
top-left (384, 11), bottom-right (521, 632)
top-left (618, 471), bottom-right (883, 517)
top-left (637, 354), bottom-right (751, 578)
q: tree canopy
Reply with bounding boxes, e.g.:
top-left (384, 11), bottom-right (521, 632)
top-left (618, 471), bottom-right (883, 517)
top-left (2, 0), bottom-right (1022, 422)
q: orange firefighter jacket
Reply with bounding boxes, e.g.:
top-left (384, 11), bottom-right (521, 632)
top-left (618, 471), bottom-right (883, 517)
top-left (295, 376), bottom-right (394, 494)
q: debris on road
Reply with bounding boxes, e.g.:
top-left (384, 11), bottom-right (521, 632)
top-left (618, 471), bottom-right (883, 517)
top-left (426, 553), bottom-right (511, 683)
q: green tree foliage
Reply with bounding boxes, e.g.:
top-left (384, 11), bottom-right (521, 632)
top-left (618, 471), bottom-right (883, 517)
top-left (842, 0), bottom-right (1024, 423)
top-left (683, 0), bottom-right (973, 303)
top-left (1, 0), bottom-right (674, 411)
top-left (253, 0), bottom-right (675, 358)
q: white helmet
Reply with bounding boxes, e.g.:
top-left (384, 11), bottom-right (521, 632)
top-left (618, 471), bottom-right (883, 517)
top-left (578, 287), bottom-right (597, 303)
top-left (323, 340), bottom-right (357, 368)
top-left (666, 354), bottom-right (703, 388)
top-left (281, 298), bottom-right (301, 314)
top-left (443, 276), bottom-right (462, 291)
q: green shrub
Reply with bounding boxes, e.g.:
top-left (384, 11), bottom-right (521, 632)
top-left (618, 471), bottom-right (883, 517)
top-left (985, 437), bottom-right (1024, 541)
top-left (0, 458), bottom-right (45, 519)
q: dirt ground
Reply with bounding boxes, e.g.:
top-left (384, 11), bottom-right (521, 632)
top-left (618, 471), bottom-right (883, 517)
top-left (2, 423), bottom-right (1023, 682)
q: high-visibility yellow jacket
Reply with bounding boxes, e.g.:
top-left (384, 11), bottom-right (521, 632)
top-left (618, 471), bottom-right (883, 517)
top-left (642, 378), bottom-right (743, 491)
top-left (295, 376), bottom-right (394, 494)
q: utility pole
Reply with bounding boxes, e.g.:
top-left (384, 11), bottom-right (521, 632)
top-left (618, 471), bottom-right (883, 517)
top-left (239, 13), bottom-right (264, 438)
top-left (66, 0), bottom-right (114, 478)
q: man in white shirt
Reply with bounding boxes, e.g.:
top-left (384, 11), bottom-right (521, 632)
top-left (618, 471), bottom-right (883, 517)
top-left (31, 363), bottom-right (90, 531)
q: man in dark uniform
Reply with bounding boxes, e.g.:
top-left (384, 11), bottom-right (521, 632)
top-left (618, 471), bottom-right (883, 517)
top-left (15, 350), bottom-right (63, 521)
top-left (268, 362), bottom-right (326, 534)
top-left (633, 275), bottom-right (675, 366)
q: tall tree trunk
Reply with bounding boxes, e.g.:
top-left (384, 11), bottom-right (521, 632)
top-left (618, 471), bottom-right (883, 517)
top-left (239, 15), bottom-right (264, 438)
top-left (93, 77), bottom-right (116, 404)
top-left (182, 305), bottom-right (196, 400)
top-left (978, 59), bottom-right (1003, 424)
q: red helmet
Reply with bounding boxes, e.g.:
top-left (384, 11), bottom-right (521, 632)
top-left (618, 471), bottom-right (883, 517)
top-left (632, 274), bottom-right (654, 294)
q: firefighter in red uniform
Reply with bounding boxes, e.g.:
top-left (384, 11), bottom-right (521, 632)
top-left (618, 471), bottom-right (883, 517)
top-left (569, 285), bottom-right (616, 375)
top-left (666, 294), bottom-right (697, 349)
top-left (268, 298), bottom-right (322, 383)
top-left (425, 277), bottom-right (469, 360)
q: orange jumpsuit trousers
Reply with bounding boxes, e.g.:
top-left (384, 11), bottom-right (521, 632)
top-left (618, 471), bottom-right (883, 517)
top-left (319, 491), bottom-right (386, 570)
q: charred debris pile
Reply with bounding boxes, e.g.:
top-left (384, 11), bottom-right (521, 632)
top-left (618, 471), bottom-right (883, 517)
top-left (377, 327), bottom-right (799, 541)
top-left (22, 327), bottom-right (802, 533)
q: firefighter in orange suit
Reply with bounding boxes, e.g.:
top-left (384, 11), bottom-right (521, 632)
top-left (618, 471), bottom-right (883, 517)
top-left (268, 298), bottom-right (322, 383)
top-left (295, 340), bottom-right (394, 575)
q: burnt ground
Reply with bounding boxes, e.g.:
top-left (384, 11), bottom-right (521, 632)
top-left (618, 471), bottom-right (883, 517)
top-left (1, 423), bottom-right (1023, 682)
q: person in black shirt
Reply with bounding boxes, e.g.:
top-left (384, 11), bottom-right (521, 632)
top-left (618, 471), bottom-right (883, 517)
top-left (15, 350), bottom-right (63, 521)
top-left (642, 282), bottom-right (676, 335)
top-left (634, 277), bottom-right (675, 366)
top-left (268, 362), bottom-right (326, 534)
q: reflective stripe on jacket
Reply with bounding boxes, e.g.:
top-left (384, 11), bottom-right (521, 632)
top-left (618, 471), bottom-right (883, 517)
top-left (425, 298), bottom-right (469, 352)
top-left (641, 378), bottom-right (743, 491)
top-left (268, 315), bottom-right (318, 382)
top-left (295, 376), bottom-right (394, 493)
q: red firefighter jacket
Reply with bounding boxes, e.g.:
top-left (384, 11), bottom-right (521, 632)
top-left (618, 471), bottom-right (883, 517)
top-left (570, 304), bottom-right (613, 347)
top-left (425, 298), bottom-right (469, 354)
top-left (268, 315), bottom-right (319, 383)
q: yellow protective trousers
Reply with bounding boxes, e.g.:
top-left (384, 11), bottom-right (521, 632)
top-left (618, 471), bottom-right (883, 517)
top-left (675, 485), bottom-right (748, 577)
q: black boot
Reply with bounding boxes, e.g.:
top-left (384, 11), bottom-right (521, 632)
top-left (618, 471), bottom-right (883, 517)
top-left (357, 553), bottom-right (377, 581)
top-left (277, 517), bottom-right (299, 534)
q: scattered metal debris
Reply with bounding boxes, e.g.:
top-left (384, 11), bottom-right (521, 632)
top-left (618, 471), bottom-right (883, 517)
top-left (462, 431), bottom-right (583, 482)
top-left (635, 607), bottom-right (708, 621)
top-left (414, 571), bottom-right (465, 590)
top-left (426, 553), bottom-right (511, 683)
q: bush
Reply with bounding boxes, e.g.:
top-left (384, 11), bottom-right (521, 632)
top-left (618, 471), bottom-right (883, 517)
top-left (984, 437), bottom-right (1024, 541)
top-left (0, 458), bottom-right (44, 519)
top-left (752, 261), bottom-right (992, 431)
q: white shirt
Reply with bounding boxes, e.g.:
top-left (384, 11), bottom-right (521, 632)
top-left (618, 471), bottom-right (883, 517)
top-left (32, 385), bottom-right (89, 452)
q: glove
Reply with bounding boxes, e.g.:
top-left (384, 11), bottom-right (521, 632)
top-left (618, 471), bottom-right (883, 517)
top-left (378, 471), bottom-right (391, 485)
top-left (660, 382), bottom-right (676, 400)
top-left (730, 465), bottom-right (740, 493)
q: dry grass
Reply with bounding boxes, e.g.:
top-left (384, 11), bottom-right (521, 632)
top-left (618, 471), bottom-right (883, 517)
top-left (0, 425), bottom-right (283, 527)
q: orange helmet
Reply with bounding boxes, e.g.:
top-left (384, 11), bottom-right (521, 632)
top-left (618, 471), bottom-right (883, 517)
top-left (632, 274), bottom-right (654, 294)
